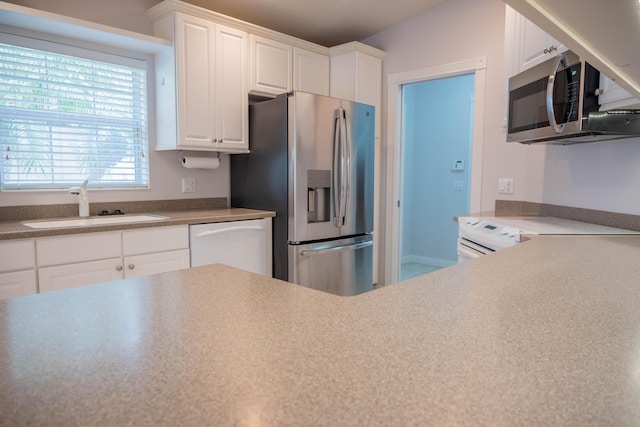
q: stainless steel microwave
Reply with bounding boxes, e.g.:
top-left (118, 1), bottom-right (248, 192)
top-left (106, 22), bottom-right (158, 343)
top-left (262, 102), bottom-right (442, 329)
top-left (507, 50), bottom-right (640, 144)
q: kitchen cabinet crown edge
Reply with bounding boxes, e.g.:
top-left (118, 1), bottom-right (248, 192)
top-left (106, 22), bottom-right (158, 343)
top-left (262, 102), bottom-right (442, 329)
top-left (147, 0), bottom-right (329, 55)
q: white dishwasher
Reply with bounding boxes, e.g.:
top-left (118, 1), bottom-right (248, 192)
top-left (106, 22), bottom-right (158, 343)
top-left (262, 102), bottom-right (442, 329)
top-left (189, 218), bottom-right (272, 276)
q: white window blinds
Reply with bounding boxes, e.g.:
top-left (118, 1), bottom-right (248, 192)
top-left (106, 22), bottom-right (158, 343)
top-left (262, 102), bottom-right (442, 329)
top-left (0, 36), bottom-right (149, 191)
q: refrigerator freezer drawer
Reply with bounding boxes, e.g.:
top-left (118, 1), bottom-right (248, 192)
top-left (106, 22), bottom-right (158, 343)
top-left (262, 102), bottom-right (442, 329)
top-left (289, 235), bottom-right (373, 296)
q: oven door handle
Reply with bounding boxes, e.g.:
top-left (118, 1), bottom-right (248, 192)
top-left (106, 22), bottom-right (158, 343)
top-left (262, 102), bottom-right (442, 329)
top-left (546, 53), bottom-right (568, 134)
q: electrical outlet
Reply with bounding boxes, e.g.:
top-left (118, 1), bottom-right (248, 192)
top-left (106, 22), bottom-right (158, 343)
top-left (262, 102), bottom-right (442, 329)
top-left (182, 177), bottom-right (196, 193)
top-left (498, 178), bottom-right (514, 194)
top-left (453, 180), bottom-right (464, 191)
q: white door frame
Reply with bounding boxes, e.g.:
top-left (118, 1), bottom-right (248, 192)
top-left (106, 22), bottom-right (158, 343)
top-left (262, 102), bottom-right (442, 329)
top-left (385, 57), bottom-right (487, 285)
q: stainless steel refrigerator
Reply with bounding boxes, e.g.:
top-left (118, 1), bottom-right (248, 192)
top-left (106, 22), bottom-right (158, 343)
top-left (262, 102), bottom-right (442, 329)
top-left (231, 92), bottom-right (375, 296)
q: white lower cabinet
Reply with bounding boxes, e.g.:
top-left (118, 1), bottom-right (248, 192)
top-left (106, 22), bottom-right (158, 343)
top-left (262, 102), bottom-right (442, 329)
top-left (4, 219), bottom-right (271, 297)
top-left (35, 225), bottom-right (190, 294)
top-left (0, 270), bottom-right (38, 300)
top-left (38, 258), bottom-right (124, 293)
top-left (124, 249), bottom-right (190, 279)
top-left (0, 239), bottom-right (37, 300)
top-left (122, 226), bottom-right (190, 278)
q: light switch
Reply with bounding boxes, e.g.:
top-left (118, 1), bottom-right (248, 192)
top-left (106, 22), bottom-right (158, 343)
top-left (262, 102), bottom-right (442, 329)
top-left (498, 178), bottom-right (514, 194)
top-left (453, 180), bottom-right (464, 191)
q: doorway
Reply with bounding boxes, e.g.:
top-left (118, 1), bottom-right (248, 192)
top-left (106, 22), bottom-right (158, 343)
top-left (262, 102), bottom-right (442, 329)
top-left (400, 74), bottom-right (475, 280)
top-left (385, 58), bottom-right (486, 284)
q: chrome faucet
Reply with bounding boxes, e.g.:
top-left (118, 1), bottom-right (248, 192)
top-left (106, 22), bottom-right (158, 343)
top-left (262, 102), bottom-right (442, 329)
top-left (69, 179), bottom-right (89, 217)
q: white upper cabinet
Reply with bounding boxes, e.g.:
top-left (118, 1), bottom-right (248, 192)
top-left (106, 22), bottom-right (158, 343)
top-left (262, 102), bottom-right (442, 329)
top-left (330, 43), bottom-right (383, 139)
top-left (598, 74), bottom-right (640, 110)
top-left (249, 35), bottom-right (330, 97)
top-left (293, 47), bottom-right (330, 96)
top-left (505, 6), bottom-right (566, 78)
top-left (153, 12), bottom-right (248, 152)
top-left (249, 34), bottom-right (292, 97)
top-left (214, 25), bottom-right (249, 151)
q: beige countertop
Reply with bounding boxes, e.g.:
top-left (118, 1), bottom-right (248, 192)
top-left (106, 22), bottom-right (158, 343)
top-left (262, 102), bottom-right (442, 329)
top-left (2, 235), bottom-right (640, 425)
top-left (0, 208), bottom-right (275, 240)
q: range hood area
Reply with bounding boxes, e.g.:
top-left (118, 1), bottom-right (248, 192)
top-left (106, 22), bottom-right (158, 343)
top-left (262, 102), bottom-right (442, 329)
top-left (504, 0), bottom-right (640, 144)
top-left (504, 0), bottom-right (640, 100)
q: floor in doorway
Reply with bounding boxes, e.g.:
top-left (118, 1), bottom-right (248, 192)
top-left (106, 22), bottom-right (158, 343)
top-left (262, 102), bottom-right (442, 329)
top-left (400, 262), bottom-right (441, 281)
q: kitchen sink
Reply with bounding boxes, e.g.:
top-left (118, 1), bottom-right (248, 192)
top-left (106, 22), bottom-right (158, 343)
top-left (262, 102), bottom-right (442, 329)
top-left (23, 215), bottom-right (169, 229)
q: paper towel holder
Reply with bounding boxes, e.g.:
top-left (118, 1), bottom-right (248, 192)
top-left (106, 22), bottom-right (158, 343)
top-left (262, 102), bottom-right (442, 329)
top-left (178, 150), bottom-right (221, 163)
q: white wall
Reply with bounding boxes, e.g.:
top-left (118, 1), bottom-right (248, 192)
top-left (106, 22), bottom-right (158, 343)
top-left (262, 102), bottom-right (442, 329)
top-left (0, 0), bottom-right (230, 207)
top-left (364, 0), bottom-right (640, 218)
top-left (364, 0), bottom-right (539, 218)
top-left (540, 140), bottom-right (640, 215)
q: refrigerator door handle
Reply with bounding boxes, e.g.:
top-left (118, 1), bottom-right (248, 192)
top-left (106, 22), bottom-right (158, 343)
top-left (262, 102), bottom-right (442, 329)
top-left (341, 107), bottom-right (351, 226)
top-left (300, 240), bottom-right (373, 257)
top-left (332, 107), bottom-right (349, 228)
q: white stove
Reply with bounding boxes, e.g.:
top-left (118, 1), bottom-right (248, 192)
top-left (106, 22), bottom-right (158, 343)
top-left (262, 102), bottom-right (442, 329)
top-left (457, 216), bottom-right (637, 262)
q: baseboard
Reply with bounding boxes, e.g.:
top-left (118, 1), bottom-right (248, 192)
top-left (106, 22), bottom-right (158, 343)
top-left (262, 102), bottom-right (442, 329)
top-left (401, 254), bottom-right (456, 268)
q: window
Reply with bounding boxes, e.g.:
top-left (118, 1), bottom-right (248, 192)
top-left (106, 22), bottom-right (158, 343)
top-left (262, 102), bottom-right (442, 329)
top-left (0, 34), bottom-right (149, 191)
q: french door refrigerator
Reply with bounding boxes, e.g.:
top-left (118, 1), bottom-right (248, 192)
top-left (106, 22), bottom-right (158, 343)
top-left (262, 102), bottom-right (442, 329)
top-left (231, 92), bottom-right (375, 296)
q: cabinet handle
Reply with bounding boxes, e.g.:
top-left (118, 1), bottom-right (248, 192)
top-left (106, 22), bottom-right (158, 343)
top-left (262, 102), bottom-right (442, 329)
top-left (128, 264), bottom-right (135, 270)
top-left (116, 265), bottom-right (123, 271)
top-left (544, 45), bottom-right (557, 54)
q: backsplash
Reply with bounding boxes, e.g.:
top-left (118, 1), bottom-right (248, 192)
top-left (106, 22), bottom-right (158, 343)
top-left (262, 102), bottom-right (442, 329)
top-left (0, 198), bottom-right (227, 222)
top-left (495, 200), bottom-right (640, 232)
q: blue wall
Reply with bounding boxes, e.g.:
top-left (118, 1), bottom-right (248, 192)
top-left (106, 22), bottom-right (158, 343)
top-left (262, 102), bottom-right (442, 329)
top-left (401, 73), bottom-right (475, 266)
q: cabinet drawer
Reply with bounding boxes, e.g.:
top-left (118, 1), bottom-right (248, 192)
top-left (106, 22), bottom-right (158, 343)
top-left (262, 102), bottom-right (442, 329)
top-left (124, 248), bottom-right (190, 278)
top-left (38, 258), bottom-right (123, 293)
top-left (36, 232), bottom-right (121, 267)
top-left (122, 225), bottom-right (189, 256)
top-left (0, 239), bottom-right (35, 273)
top-left (0, 270), bottom-right (37, 300)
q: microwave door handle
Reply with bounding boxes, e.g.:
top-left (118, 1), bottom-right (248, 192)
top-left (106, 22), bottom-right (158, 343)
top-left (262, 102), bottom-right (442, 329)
top-left (546, 53), bottom-right (567, 134)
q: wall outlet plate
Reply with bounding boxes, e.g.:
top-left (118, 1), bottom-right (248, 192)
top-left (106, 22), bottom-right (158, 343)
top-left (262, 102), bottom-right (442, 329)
top-left (182, 177), bottom-right (196, 193)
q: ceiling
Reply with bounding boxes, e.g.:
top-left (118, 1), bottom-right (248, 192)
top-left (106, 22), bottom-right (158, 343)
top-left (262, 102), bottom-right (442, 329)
top-left (151, 0), bottom-right (448, 46)
top-left (2, 0), bottom-right (447, 47)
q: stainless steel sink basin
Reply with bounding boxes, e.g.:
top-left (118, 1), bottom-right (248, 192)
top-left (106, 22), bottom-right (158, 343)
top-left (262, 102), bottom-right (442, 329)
top-left (23, 215), bottom-right (168, 229)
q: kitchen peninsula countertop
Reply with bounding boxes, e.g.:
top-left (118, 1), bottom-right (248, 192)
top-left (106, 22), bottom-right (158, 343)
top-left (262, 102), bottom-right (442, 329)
top-left (0, 208), bottom-right (275, 240)
top-left (2, 235), bottom-right (640, 425)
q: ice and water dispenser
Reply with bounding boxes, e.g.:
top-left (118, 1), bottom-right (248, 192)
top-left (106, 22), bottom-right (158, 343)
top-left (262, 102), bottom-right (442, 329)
top-left (307, 170), bottom-right (331, 223)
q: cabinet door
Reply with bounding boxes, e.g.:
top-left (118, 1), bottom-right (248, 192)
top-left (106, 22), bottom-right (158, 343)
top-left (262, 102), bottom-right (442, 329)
top-left (0, 239), bottom-right (35, 273)
top-left (122, 225), bottom-right (189, 256)
top-left (294, 47), bottom-right (329, 96)
top-left (598, 75), bottom-right (639, 110)
top-left (507, 6), bottom-right (566, 76)
top-left (0, 270), bottom-right (37, 300)
top-left (124, 249), bottom-right (190, 278)
top-left (215, 25), bottom-right (248, 151)
top-left (176, 13), bottom-right (216, 149)
top-left (36, 232), bottom-right (121, 267)
top-left (38, 258), bottom-right (124, 293)
top-left (249, 34), bottom-right (292, 97)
